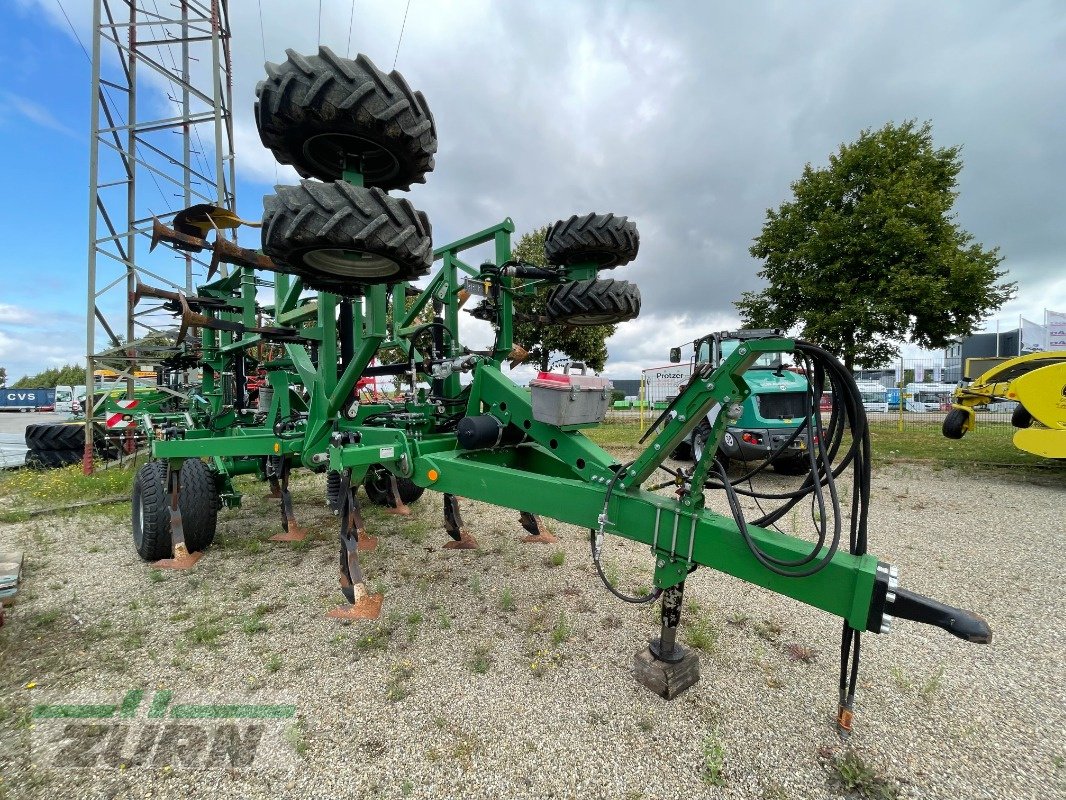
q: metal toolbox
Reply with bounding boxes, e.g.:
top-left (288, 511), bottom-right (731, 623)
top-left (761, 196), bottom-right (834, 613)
top-left (529, 364), bottom-right (613, 428)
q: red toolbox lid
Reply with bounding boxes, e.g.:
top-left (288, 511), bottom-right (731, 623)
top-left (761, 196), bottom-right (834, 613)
top-left (529, 371), bottom-right (612, 391)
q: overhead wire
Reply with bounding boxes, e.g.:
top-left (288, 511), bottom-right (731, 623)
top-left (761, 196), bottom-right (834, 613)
top-left (392, 0), bottom-right (412, 70)
top-left (346, 0), bottom-right (356, 57)
top-left (55, 0), bottom-right (173, 213)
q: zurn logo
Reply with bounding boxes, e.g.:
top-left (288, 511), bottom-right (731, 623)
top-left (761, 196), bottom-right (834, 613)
top-left (30, 689), bottom-right (298, 770)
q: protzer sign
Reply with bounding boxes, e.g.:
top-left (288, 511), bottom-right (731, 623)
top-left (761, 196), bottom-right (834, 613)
top-left (641, 362), bottom-right (693, 404)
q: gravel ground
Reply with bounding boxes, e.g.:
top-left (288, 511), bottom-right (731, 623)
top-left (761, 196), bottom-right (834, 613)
top-left (0, 458), bottom-right (1063, 799)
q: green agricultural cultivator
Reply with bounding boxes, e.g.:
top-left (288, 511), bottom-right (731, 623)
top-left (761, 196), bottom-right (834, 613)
top-left (130, 46), bottom-right (990, 735)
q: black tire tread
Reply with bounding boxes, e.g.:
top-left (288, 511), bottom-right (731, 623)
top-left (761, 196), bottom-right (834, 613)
top-left (25, 423), bottom-right (84, 451)
top-left (133, 461), bottom-right (170, 561)
top-left (263, 180), bottom-right (432, 292)
top-left (942, 408), bottom-right (968, 440)
top-left (255, 47), bottom-right (436, 189)
top-left (25, 448), bottom-right (81, 470)
top-left (545, 213), bottom-right (639, 268)
top-left (1011, 404), bottom-right (1033, 429)
top-left (362, 466), bottom-right (425, 507)
top-left (545, 278), bottom-right (641, 326)
top-left (131, 460), bottom-right (218, 561)
top-left (179, 459), bottom-right (219, 553)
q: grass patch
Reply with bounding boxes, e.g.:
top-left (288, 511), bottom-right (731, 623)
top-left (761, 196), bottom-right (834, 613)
top-left (386, 660), bottom-right (415, 701)
top-left (499, 588), bottom-right (516, 612)
top-left (546, 550), bottom-right (566, 567)
top-left (185, 616), bottom-right (225, 647)
top-left (0, 461), bottom-right (135, 506)
top-left (550, 612), bottom-right (573, 646)
top-left (828, 748), bottom-right (899, 799)
top-left (683, 616), bottom-right (718, 652)
top-left (468, 643), bottom-right (494, 674)
top-left (701, 732), bottom-right (726, 786)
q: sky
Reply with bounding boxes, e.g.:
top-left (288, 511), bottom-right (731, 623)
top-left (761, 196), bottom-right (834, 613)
top-left (1, 0), bottom-right (1064, 384)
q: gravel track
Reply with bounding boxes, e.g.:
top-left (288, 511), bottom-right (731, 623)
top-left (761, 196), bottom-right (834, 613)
top-left (0, 459), bottom-right (1062, 799)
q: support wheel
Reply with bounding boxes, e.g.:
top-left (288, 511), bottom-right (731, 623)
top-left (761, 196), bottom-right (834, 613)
top-left (263, 180), bottom-right (432, 291)
top-left (1011, 405), bottom-right (1033, 429)
top-left (545, 213), bottom-right (639, 269)
top-left (362, 465), bottom-right (425, 507)
top-left (255, 47), bottom-right (436, 189)
top-left (132, 460), bottom-right (219, 562)
top-left (942, 408), bottom-right (969, 439)
top-left (545, 278), bottom-right (640, 326)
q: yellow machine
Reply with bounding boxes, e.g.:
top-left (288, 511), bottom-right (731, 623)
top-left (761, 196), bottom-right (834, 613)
top-left (942, 351), bottom-right (1066, 458)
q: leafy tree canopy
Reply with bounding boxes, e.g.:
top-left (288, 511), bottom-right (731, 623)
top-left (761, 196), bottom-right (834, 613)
top-left (13, 364), bottom-right (86, 388)
top-left (737, 120), bottom-right (1014, 369)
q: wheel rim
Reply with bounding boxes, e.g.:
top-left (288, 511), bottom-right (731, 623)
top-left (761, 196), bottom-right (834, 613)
top-left (133, 490), bottom-right (144, 549)
top-left (365, 467), bottom-right (390, 502)
top-left (302, 248), bottom-right (401, 279)
top-left (693, 433), bottom-right (705, 463)
top-left (560, 312), bottom-right (626, 326)
top-left (303, 133), bottom-right (400, 184)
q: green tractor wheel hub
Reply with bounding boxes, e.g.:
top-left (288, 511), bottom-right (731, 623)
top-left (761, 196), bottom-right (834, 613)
top-left (303, 247), bottom-right (400, 278)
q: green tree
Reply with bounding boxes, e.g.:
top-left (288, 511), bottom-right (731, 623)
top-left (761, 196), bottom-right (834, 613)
top-left (737, 120), bottom-right (1014, 369)
top-left (507, 226), bottom-right (615, 372)
top-left (0, 366), bottom-right (6, 388)
top-left (13, 364), bottom-right (86, 388)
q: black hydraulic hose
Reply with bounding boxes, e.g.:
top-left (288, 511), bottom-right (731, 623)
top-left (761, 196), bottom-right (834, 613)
top-left (590, 461), bottom-right (662, 605)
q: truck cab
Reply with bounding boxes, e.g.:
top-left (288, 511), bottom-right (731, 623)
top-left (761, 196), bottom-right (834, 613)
top-left (671, 330), bottom-right (813, 474)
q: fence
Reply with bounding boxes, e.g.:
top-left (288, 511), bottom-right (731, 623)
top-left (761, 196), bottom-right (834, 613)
top-left (606, 358), bottom-right (1018, 436)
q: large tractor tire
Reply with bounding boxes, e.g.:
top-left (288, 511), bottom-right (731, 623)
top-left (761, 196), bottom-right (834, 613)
top-left (942, 408), bottom-right (969, 440)
top-left (545, 213), bottom-right (639, 269)
top-left (362, 465), bottom-right (425, 507)
top-left (545, 278), bottom-right (641, 326)
top-left (255, 47), bottom-right (436, 190)
top-left (1011, 404), bottom-right (1033, 429)
top-left (263, 180), bottom-right (432, 292)
top-left (132, 460), bottom-right (219, 562)
top-left (24, 449), bottom-right (81, 470)
top-left (25, 423), bottom-right (84, 451)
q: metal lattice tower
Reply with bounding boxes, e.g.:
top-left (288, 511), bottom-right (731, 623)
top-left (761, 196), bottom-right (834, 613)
top-left (84, 0), bottom-right (235, 468)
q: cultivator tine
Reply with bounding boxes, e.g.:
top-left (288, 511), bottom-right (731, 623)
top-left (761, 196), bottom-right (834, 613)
top-left (384, 475), bottom-right (412, 516)
top-left (266, 475), bottom-right (282, 499)
top-left (518, 511), bottom-right (558, 543)
top-left (328, 472), bottom-right (382, 620)
top-left (209, 237), bottom-right (277, 280)
top-left (442, 493), bottom-right (478, 550)
top-left (150, 216), bottom-right (209, 253)
top-left (153, 463), bottom-right (202, 570)
top-left (346, 476), bottom-right (376, 552)
top-left (270, 458), bottom-right (308, 542)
